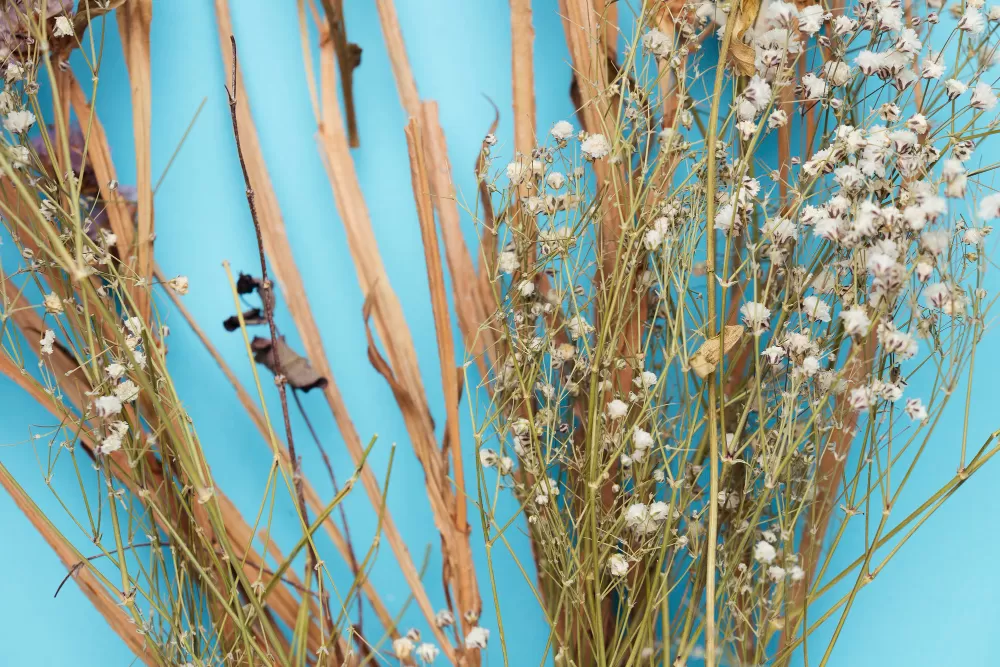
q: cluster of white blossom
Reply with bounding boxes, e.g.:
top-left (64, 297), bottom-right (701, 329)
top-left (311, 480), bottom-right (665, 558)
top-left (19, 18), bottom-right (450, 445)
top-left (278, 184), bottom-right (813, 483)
top-left (475, 0), bottom-right (997, 661)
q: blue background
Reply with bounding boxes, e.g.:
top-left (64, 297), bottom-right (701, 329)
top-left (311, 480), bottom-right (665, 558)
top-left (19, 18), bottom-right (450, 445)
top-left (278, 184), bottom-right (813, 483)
top-left (0, 1), bottom-right (998, 665)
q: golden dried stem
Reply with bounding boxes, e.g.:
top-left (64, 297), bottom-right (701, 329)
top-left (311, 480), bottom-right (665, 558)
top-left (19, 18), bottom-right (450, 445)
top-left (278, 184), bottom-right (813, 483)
top-left (212, 0), bottom-right (447, 657)
top-left (0, 464), bottom-right (154, 663)
top-left (406, 118), bottom-right (481, 636)
top-left (370, 0), bottom-right (494, 371)
top-left (509, 0), bottom-right (536, 157)
top-left (65, 76), bottom-right (134, 254)
top-left (419, 102), bottom-right (495, 369)
top-left (313, 30), bottom-right (462, 661)
top-left (116, 0), bottom-right (154, 322)
top-left (781, 336), bottom-right (878, 652)
top-left (155, 265), bottom-right (404, 645)
top-left (373, 0), bottom-right (420, 117)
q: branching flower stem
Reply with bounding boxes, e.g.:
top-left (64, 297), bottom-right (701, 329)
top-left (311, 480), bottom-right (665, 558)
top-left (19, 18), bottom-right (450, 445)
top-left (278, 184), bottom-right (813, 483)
top-left (704, 16), bottom-right (738, 667)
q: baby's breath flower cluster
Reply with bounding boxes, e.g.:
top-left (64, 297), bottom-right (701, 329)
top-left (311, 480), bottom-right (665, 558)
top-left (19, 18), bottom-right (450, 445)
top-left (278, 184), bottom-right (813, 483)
top-left (473, 1), bottom-right (1000, 664)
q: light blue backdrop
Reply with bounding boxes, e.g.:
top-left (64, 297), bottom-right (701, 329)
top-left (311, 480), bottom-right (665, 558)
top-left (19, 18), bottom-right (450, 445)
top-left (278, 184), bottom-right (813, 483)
top-left (0, 2), bottom-right (998, 665)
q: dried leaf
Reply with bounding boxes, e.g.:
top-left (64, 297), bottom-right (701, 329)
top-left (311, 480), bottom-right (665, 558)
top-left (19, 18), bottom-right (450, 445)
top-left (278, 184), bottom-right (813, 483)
top-left (251, 336), bottom-right (329, 392)
top-left (690, 325), bottom-right (745, 378)
top-left (223, 308), bottom-right (264, 331)
top-left (727, 0), bottom-right (762, 76)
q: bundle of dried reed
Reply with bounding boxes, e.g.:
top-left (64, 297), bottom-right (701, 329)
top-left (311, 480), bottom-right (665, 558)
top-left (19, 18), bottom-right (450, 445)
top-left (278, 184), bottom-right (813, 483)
top-left (1, 1), bottom-right (999, 666)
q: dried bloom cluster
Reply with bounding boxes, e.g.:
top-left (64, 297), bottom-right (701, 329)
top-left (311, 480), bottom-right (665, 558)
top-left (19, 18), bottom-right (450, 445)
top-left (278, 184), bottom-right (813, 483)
top-left (0, 6), bottom-right (386, 665)
top-left (473, 2), bottom-right (1000, 665)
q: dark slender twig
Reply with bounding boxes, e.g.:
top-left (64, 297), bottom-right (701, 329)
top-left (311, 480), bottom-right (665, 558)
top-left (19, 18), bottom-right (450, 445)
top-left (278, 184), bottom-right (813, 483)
top-left (292, 389), bottom-right (365, 636)
top-left (225, 36), bottom-right (313, 561)
top-left (54, 541), bottom-right (154, 598)
top-left (319, 0), bottom-right (361, 147)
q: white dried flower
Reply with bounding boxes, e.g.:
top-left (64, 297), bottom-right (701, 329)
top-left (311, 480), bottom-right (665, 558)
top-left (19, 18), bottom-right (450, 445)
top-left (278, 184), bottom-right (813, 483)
top-left (54, 15), bottom-right (74, 38)
top-left (753, 540), bottom-right (777, 563)
top-left (740, 302), bottom-right (771, 335)
top-left (393, 637), bottom-right (415, 659)
top-left (93, 395), bottom-right (123, 418)
top-left (762, 346), bottom-right (786, 365)
top-left (580, 133), bottom-right (611, 160)
top-left (506, 160), bottom-right (530, 185)
top-left (959, 7), bottom-right (986, 33)
top-left (497, 250), bottom-right (519, 275)
top-left (648, 501), bottom-right (670, 522)
top-left (3, 109), bottom-right (36, 134)
top-left (415, 643), bottom-right (440, 663)
top-left (641, 28), bottom-right (671, 57)
top-left (971, 83), bottom-right (997, 110)
top-left (434, 609), bottom-right (455, 628)
top-left (464, 626), bottom-right (490, 649)
top-left (535, 477), bottom-right (559, 505)
top-left (479, 448), bottom-right (498, 468)
top-left (550, 120), bottom-right (574, 141)
top-left (977, 192), bottom-right (1000, 219)
top-left (801, 296), bottom-right (831, 322)
top-left (625, 503), bottom-right (655, 533)
top-left (114, 380), bottom-right (140, 403)
top-left (607, 399), bottom-right (628, 420)
top-left (98, 421), bottom-right (129, 455)
top-left (633, 427), bottom-right (654, 450)
top-left (39, 329), bottom-right (55, 355)
top-left (168, 276), bottom-right (189, 295)
top-left (607, 553), bottom-right (629, 576)
top-left (566, 315), bottom-right (592, 340)
top-left (823, 61), bottom-right (852, 86)
top-left (546, 172), bottom-right (565, 190)
top-left (43, 292), bottom-right (64, 314)
top-left (905, 397), bottom-right (928, 421)
top-left (838, 307), bottom-right (871, 336)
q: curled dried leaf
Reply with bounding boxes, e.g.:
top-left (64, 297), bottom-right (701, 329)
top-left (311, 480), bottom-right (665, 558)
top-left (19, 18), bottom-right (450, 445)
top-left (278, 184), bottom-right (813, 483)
top-left (727, 0), bottom-right (762, 77)
top-left (223, 308), bottom-right (265, 331)
top-left (690, 325), bottom-right (745, 378)
top-left (251, 337), bottom-right (328, 392)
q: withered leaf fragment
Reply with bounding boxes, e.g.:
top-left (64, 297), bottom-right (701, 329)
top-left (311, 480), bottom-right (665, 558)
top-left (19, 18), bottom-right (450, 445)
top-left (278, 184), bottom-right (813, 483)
top-left (222, 308), bottom-right (265, 331)
top-left (727, 0), bottom-right (762, 76)
top-left (236, 273), bottom-right (275, 311)
top-left (690, 325), bottom-right (745, 378)
top-left (251, 336), bottom-right (329, 393)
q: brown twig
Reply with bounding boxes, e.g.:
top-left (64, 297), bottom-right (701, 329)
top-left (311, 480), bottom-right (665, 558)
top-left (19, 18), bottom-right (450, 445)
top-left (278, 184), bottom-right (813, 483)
top-left (292, 389), bottom-right (365, 635)
top-left (319, 0), bottom-right (362, 147)
top-left (225, 36), bottom-right (312, 561)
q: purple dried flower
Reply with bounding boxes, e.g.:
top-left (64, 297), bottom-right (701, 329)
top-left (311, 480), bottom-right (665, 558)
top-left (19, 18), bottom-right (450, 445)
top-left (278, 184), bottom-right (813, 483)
top-left (0, 0), bottom-right (74, 55)
top-left (31, 121), bottom-right (88, 179)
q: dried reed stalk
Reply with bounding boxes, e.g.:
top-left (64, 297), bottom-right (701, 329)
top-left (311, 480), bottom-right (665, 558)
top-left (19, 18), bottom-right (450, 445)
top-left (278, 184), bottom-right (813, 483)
top-left (0, 463), bottom-right (154, 663)
top-left (154, 267), bottom-right (405, 647)
top-left (373, 0), bottom-right (497, 367)
top-left (65, 76), bottom-right (133, 252)
top-left (314, 33), bottom-right (469, 660)
top-left (419, 101), bottom-right (496, 368)
top-left (213, 0), bottom-right (452, 657)
top-left (509, 0), bottom-right (536, 158)
top-left (0, 272), bottom-right (324, 656)
top-left (780, 335), bottom-right (879, 652)
top-left (115, 0), bottom-right (153, 322)
top-left (404, 117), bottom-right (479, 637)
top-left (318, 0), bottom-right (361, 147)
